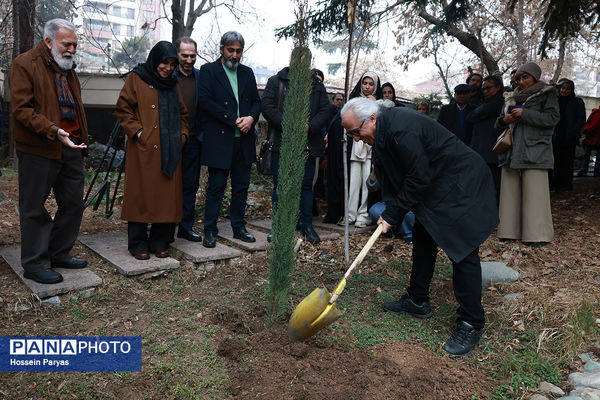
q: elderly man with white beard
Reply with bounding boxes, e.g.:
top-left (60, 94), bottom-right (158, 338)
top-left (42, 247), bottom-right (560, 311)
top-left (9, 18), bottom-right (89, 284)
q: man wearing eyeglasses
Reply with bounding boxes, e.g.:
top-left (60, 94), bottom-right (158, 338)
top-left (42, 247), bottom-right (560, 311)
top-left (340, 97), bottom-right (498, 356)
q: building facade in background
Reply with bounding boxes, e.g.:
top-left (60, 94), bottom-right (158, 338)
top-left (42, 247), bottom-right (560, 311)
top-left (76, 0), bottom-right (161, 73)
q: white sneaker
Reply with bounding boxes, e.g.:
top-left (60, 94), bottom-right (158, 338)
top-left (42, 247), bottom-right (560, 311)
top-left (354, 221), bottom-right (367, 228)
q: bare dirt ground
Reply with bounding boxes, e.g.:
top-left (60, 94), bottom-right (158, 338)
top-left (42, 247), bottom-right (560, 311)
top-left (0, 169), bottom-right (599, 399)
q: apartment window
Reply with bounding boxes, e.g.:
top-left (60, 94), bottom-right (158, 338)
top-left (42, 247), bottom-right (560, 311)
top-left (112, 6), bottom-right (121, 16)
top-left (86, 18), bottom-right (109, 31)
top-left (83, 1), bottom-right (108, 13)
top-left (127, 25), bottom-right (134, 36)
top-left (112, 23), bottom-right (121, 35)
top-left (127, 8), bottom-right (135, 18)
top-left (143, 10), bottom-right (154, 22)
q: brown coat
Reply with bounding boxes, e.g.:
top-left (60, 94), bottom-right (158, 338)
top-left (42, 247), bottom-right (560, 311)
top-left (115, 72), bottom-right (189, 223)
top-left (9, 42), bottom-right (89, 159)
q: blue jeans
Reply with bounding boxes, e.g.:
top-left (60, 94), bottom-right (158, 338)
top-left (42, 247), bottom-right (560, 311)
top-left (368, 201), bottom-right (415, 240)
top-left (579, 145), bottom-right (600, 176)
top-left (272, 152), bottom-right (318, 228)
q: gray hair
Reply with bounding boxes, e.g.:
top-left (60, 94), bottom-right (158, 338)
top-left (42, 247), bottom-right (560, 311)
top-left (220, 31), bottom-right (244, 49)
top-left (43, 18), bottom-right (76, 40)
top-left (174, 36), bottom-right (197, 51)
top-left (341, 98), bottom-right (380, 121)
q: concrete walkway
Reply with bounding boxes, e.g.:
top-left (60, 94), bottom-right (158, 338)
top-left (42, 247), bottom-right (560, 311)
top-left (0, 246), bottom-right (102, 299)
top-left (247, 219), bottom-right (341, 241)
top-left (79, 232), bottom-right (180, 276)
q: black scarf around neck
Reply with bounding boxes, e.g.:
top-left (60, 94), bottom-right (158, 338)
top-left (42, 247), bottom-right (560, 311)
top-left (132, 41), bottom-right (182, 178)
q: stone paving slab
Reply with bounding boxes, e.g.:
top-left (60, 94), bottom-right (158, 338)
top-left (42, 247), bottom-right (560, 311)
top-left (0, 246), bottom-right (102, 299)
top-left (481, 261), bottom-right (520, 287)
top-left (79, 232), bottom-right (180, 276)
top-left (170, 237), bottom-right (242, 263)
top-left (247, 219), bottom-right (341, 241)
top-left (216, 222), bottom-right (268, 251)
top-left (311, 217), bottom-right (375, 235)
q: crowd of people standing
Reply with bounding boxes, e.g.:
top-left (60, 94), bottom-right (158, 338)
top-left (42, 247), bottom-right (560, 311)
top-left (7, 17), bottom-right (597, 357)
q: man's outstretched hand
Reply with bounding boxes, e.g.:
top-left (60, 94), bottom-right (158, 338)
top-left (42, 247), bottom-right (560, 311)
top-left (57, 129), bottom-right (87, 149)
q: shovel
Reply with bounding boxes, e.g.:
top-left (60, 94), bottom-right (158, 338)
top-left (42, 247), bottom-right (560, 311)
top-left (288, 224), bottom-right (383, 341)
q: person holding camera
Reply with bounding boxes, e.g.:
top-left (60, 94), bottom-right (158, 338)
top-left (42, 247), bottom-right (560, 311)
top-left (494, 62), bottom-right (560, 247)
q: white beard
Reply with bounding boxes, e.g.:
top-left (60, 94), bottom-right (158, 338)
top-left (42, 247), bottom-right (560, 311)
top-left (51, 44), bottom-right (74, 70)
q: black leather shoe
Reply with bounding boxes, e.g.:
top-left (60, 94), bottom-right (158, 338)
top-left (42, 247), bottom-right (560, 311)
top-left (442, 320), bottom-right (482, 356)
top-left (177, 227), bottom-right (202, 242)
top-left (233, 226), bottom-right (256, 243)
top-left (383, 292), bottom-right (432, 319)
top-left (203, 232), bottom-right (217, 248)
top-left (300, 225), bottom-right (321, 244)
top-left (51, 257), bottom-right (87, 269)
top-left (24, 269), bottom-right (63, 284)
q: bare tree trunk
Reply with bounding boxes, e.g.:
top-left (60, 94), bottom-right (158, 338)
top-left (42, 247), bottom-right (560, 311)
top-left (171, 0), bottom-right (184, 42)
top-left (551, 38), bottom-right (566, 83)
top-left (515, 0), bottom-right (527, 65)
top-left (11, 0), bottom-right (35, 168)
top-left (13, 0), bottom-right (35, 58)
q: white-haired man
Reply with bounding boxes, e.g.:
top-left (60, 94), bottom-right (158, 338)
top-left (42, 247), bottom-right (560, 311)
top-left (340, 97), bottom-right (498, 356)
top-left (9, 18), bottom-right (89, 284)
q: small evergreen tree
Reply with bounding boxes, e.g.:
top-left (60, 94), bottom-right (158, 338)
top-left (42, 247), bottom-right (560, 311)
top-left (266, 0), bottom-right (312, 321)
top-left (113, 36), bottom-right (151, 71)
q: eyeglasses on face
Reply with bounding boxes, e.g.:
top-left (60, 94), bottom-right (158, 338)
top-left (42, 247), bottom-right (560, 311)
top-left (346, 119), bottom-right (366, 139)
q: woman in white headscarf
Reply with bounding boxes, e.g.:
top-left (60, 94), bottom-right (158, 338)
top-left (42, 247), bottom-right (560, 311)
top-left (347, 71), bottom-right (382, 227)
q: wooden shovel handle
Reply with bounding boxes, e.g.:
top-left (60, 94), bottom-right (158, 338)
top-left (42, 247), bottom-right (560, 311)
top-left (330, 224), bottom-right (383, 303)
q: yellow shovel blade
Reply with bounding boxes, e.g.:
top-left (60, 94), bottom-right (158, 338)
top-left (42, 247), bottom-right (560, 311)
top-left (288, 286), bottom-right (343, 341)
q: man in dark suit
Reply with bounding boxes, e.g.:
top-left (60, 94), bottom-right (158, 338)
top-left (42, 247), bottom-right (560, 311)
top-left (437, 84), bottom-right (475, 144)
top-left (174, 36), bottom-right (203, 242)
top-left (197, 31), bottom-right (261, 248)
top-left (341, 98), bottom-right (498, 356)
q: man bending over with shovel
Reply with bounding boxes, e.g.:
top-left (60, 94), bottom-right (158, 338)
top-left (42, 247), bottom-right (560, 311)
top-left (340, 98), bottom-right (498, 356)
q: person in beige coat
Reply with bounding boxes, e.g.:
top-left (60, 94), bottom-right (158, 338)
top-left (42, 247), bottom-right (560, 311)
top-left (495, 62), bottom-right (559, 247)
top-left (115, 41), bottom-right (189, 260)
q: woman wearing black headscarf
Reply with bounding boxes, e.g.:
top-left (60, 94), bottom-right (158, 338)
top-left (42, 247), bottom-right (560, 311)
top-left (322, 72), bottom-right (382, 224)
top-left (381, 82), bottom-right (404, 107)
top-left (551, 78), bottom-right (586, 191)
top-left (115, 41), bottom-right (189, 260)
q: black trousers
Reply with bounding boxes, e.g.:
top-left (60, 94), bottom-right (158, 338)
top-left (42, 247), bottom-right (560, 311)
top-left (17, 147), bottom-right (84, 273)
top-left (552, 142), bottom-right (576, 191)
top-left (407, 219), bottom-right (485, 330)
top-left (203, 138), bottom-right (250, 234)
top-left (180, 135), bottom-right (202, 230)
top-left (127, 222), bottom-right (175, 255)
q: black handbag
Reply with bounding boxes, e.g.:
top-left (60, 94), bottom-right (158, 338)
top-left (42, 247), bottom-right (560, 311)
top-left (257, 80), bottom-right (284, 175)
top-left (257, 129), bottom-right (275, 175)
